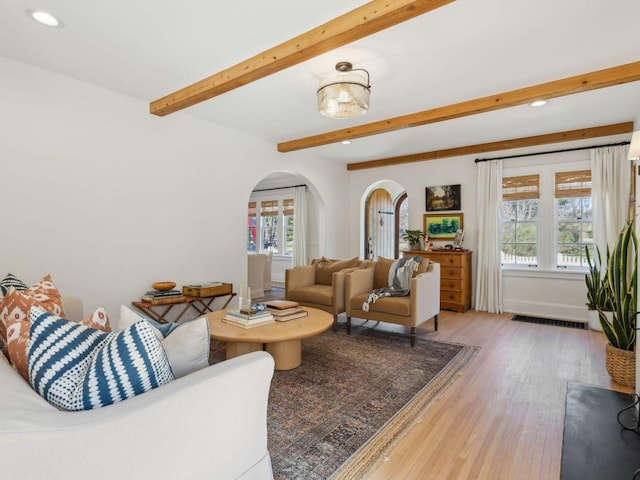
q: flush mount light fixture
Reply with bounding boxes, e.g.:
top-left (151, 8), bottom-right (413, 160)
top-left (317, 61), bottom-right (370, 119)
top-left (29, 10), bottom-right (63, 27)
top-left (530, 100), bottom-right (547, 107)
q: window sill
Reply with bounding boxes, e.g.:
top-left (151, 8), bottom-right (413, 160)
top-left (502, 268), bottom-right (585, 281)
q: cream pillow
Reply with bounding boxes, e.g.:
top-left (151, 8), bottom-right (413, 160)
top-left (117, 306), bottom-right (210, 378)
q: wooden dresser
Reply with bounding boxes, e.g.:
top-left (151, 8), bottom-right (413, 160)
top-left (404, 250), bottom-right (472, 313)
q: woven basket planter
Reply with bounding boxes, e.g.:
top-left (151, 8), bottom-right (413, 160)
top-left (605, 343), bottom-right (636, 389)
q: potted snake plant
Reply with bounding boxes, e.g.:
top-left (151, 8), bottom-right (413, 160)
top-left (597, 222), bottom-right (638, 388)
top-left (585, 245), bottom-right (612, 331)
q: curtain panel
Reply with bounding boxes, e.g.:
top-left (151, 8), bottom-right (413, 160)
top-left (591, 145), bottom-right (631, 261)
top-left (475, 160), bottom-right (503, 313)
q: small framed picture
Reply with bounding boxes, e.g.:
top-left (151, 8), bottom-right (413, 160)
top-left (423, 213), bottom-right (464, 241)
top-left (426, 184), bottom-right (461, 212)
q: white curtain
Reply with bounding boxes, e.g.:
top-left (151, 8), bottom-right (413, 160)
top-left (293, 186), bottom-right (307, 266)
top-left (591, 145), bottom-right (631, 261)
top-left (475, 160), bottom-right (503, 313)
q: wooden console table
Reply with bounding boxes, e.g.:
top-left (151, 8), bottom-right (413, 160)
top-left (132, 292), bottom-right (236, 323)
top-left (404, 250), bottom-right (472, 313)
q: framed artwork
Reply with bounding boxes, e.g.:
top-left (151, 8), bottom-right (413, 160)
top-left (425, 184), bottom-right (461, 212)
top-left (423, 213), bottom-right (464, 240)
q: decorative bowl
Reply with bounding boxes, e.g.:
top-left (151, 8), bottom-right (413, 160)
top-left (152, 281), bottom-right (176, 291)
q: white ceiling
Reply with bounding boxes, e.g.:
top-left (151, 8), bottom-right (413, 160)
top-left (1, 0), bottom-right (639, 166)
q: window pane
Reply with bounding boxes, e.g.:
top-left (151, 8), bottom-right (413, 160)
top-left (557, 198), bottom-right (582, 220)
top-left (501, 201), bottom-right (516, 222)
top-left (515, 244), bottom-right (537, 265)
top-left (516, 200), bottom-right (538, 221)
top-left (582, 197), bottom-right (592, 220)
top-left (285, 215), bottom-right (294, 254)
top-left (557, 244), bottom-right (585, 267)
top-left (262, 216), bottom-right (279, 253)
top-left (582, 223), bottom-right (593, 243)
top-left (516, 222), bottom-right (537, 242)
top-left (501, 199), bottom-right (538, 267)
top-left (502, 223), bottom-right (515, 243)
top-left (247, 217), bottom-right (257, 252)
top-left (557, 221), bottom-right (580, 243)
top-left (555, 196), bottom-right (591, 270)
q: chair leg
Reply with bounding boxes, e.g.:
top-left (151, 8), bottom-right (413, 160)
top-left (410, 327), bottom-right (416, 347)
top-left (434, 314), bottom-right (439, 331)
top-left (346, 317), bottom-right (351, 335)
top-left (332, 314), bottom-right (338, 332)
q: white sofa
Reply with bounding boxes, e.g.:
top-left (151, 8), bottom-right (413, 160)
top-left (0, 296), bottom-right (275, 480)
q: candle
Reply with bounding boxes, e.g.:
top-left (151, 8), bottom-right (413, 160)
top-left (238, 282), bottom-right (243, 307)
top-left (247, 287), bottom-right (251, 305)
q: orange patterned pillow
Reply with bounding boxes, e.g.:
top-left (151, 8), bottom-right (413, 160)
top-left (0, 274), bottom-right (65, 349)
top-left (6, 305), bottom-right (111, 381)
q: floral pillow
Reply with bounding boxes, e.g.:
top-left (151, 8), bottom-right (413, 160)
top-left (0, 274), bottom-right (64, 352)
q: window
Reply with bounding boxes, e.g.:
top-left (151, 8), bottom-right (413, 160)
top-left (247, 197), bottom-right (294, 255)
top-left (247, 202), bottom-right (257, 252)
top-left (283, 199), bottom-right (294, 255)
top-left (501, 174), bottom-right (540, 267)
top-left (555, 170), bottom-right (592, 268)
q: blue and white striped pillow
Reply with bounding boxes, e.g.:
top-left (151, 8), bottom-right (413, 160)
top-left (27, 307), bottom-right (174, 411)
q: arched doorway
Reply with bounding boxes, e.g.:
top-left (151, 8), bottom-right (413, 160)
top-left (363, 181), bottom-right (408, 260)
top-left (248, 172), bottom-right (323, 283)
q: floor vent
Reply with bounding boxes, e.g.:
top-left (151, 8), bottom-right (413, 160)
top-left (512, 315), bottom-right (588, 330)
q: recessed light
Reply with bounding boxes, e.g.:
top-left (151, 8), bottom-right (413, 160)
top-left (341, 140), bottom-right (352, 145)
top-left (29, 10), bottom-right (63, 28)
top-left (530, 100), bottom-right (547, 107)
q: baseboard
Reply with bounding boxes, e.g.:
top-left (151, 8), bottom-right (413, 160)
top-left (503, 299), bottom-right (588, 323)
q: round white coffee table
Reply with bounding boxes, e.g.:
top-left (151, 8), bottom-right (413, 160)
top-left (206, 307), bottom-right (333, 370)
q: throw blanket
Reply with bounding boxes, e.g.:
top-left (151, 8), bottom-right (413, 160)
top-left (362, 256), bottom-right (424, 312)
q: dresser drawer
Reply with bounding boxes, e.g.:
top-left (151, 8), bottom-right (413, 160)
top-left (440, 291), bottom-right (462, 304)
top-left (432, 254), bottom-right (461, 267)
top-left (441, 267), bottom-right (462, 280)
top-left (441, 279), bottom-right (462, 292)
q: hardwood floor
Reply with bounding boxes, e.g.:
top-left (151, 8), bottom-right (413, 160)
top-left (360, 310), bottom-right (633, 480)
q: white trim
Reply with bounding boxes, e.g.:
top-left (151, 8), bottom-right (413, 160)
top-left (503, 299), bottom-right (588, 323)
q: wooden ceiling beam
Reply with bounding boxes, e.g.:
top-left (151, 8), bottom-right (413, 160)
top-left (150, 0), bottom-right (455, 117)
top-left (346, 122), bottom-right (634, 170)
top-left (279, 61), bottom-right (640, 152)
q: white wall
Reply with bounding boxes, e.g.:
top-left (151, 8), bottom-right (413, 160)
top-left (349, 156), bottom-right (478, 303)
top-left (348, 143), bottom-right (629, 322)
top-left (0, 56), bottom-right (350, 316)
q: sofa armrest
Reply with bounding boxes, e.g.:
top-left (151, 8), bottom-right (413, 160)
top-left (411, 262), bottom-right (441, 323)
top-left (345, 268), bottom-right (375, 315)
top-left (285, 264), bottom-right (317, 296)
top-left (0, 351), bottom-right (275, 480)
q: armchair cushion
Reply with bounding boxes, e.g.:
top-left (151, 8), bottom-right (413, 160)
top-left (315, 257), bottom-right (358, 285)
top-left (289, 284), bottom-right (333, 306)
top-left (350, 293), bottom-right (411, 316)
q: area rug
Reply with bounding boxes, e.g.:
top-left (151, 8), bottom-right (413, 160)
top-left (211, 326), bottom-right (478, 479)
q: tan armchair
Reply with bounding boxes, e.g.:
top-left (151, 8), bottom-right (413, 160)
top-left (346, 258), bottom-right (440, 346)
top-left (285, 257), bottom-right (372, 331)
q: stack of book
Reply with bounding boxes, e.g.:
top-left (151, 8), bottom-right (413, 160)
top-left (264, 300), bottom-right (308, 322)
top-left (223, 307), bottom-right (274, 328)
top-left (141, 290), bottom-right (185, 305)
